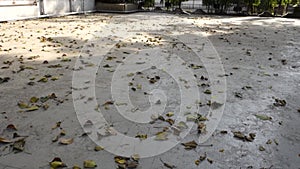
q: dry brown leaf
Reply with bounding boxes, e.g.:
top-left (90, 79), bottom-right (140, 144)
top-left (0, 136), bottom-right (11, 143)
top-left (6, 124), bottom-right (17, 131)
top-left (181, 140), bottom-right (198, 150)
top-left (59, 138), bottom-right (74, 145)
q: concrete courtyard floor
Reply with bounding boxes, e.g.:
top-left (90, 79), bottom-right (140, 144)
top-left (0, 13), bottom-right (299, 169)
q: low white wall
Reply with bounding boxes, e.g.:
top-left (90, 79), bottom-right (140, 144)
top-left (0, 5), bottom-right (39, 21)
top-left (43, 0), bottom-right (71, 15)
top-left (0, 0), bottom-right (95, 22)
top-left (42, 0), bottom-right (95, 14)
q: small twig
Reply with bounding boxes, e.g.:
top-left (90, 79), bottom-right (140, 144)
top-left (160, 158), bottom-right (176, 169)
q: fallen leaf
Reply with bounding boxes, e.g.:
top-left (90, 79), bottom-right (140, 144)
top-left (72, 165), bottom-right (81, 169)
top-left (246, 133), bottom-right (256, 142)
top-left (94, 145), bottom-right (104, 151)
top-left (197, 122), bottom-right (206, 134)
top-left (18, 102), bottom-right (29, 109)
top-left (220, 130), bottom-right (228, 134)
top-left (47, 64), bottom-right (62, 68)
top-left (26, 106), bottom-right (39, 112)
top-left (135, 134), bottom-right (147, 140)
top-left (176, 121), bottom-right (188, 129)
top-left (13, 138), bottom-right (25, 152)
top-left (51, 76), bottom-right (59, 81)
top-left (137, 84), bottom-right (142, 89)
top-left (114, 156), bottom-right (129, 164)
top-left (234, 92), bottom-right (243, 98)
top-left (266, 139), bottom-right (272, 144)
top-left (195, 160), bottom-right (200, 166)
top-left (199, 153), bottom-right (207, 162)
top-left (127, 161), bottom-right (139, 168)
top-left (84, 120), bottom-right (93, 127)
top-left (273, 98), bottom-right (286, 107)
top-left (160, 159), bottom-right (175, 169)
top-left (0, 77), bottom-right (10, 84)
top-left (259, 145), bottom-right (265, 151)
top-left (166, 119), bottom-right (174, 125)
top-left (181, 140), bottom-right (198, 150)
top-left (6, 124), bottom-right (17, 131)
top-left (127, 73), bottom-right (135, 77)
top-left (52, 135), bottom-right (59, 142)
top-left (0, 137), bottom-right (11, 143)
top-left (52, 121), bottom-right (62, 130)
top-left (83, 160), bottom-right (97, 168)
top-left (204, 89), bottom-right (211, 94)
top-left (207, 158), bottom-right (213, 164)
top-left (210, 102), bottom-right (223, 109)
top-left (233, 131), bottom-right (245, 140)
top-left (30, 96), bottom-right (39, 103)
top-left (233, 131), bottom-right (255, 142)
top-left (155, 132), bottom-right (168, 141)
top-left (40, 96), bottom-right (50, 103)
top-left (38, 76), bottom-right (48, 82)
top-left (103, 100), bottom-right (114, 106)
top-left (59, 138), bottom-right (74, 145)
top-left (255, 114), bottom-right (272, 121)
top-left (61, 58), bottom-right (71, 62)
top-left (166, 112), bottom-right (174, 117)
top-left (60, 130), bottom-right (66, 136)
top-left (42, 104), bottom-right (49, 110)
top-left (131, 154), bottom-right (140, 161)
top-left (49, 157), bottom-right (66, 168)
top-left (186, 114), bottom-right (197, 122)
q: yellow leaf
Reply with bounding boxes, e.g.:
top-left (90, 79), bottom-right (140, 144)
top-left (177, 121), bottom-right (188, 129)
top-left (50, 161), bottom-right (66, 168)
top-left (72, 165), bottom-right (81, 169)
top-left (137, 84), bottom-right (142, 89)
top-left (51, 76), bottom-right (59, 81)
top-left (30, 97), bottom-right (39, 103)
top-left (155, 132), bottom-right (168, 141)
top-left (83, 160), bottom-right (97, 168)
top-left (114, 156), bottom-right (128, 164)
top-left (18, 102), bottom-right (29, 109)
top-left (166, 112), bottom-right (174, 117)
top-left (94, 145), bottom-right (104, 151)
top-left (38, 77), bottom-right (48, 83)
top-left (26, 106), bottom-right (39, 112)
top-left (135, 134), bottom-right (147, 140)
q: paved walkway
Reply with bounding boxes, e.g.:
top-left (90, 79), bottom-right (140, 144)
top-left (0, 13), bottom-right (299, 169)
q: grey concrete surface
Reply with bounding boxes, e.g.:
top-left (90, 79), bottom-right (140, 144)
top-left (0, 13), bottom-right (299, 169)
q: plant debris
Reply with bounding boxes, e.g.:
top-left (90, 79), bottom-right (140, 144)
top-left (233, 131), bottom-right (256, 142)
top-left (59, 138), bottom-right (74, 145)
top-left (0, 77), bottom-right (10, 84)
top-left (160, 159), bottom-right (176, 169)
top-left (259, 145), bottom-right (265, 151)
top-left (83, 160), bottom-right (97, 168)
top-left (114, 156), bottom-right (139, 169)
top-left (135, 134), bottom-right (148, 140)
top-left (50, 157), bottom-right (67, 169)
top-left (273, 98), bottom-right (286, 107)
top-left (255, 114), bottom-right (272, 121)
top-left (181, 140), bottom-right (198, 150)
